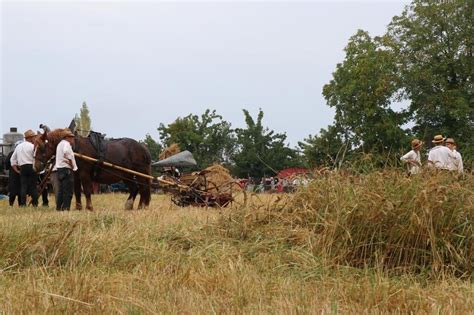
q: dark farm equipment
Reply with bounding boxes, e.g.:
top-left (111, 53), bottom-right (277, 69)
top-left (0, 128), bottom-right (24, 194)
top-left (74, 152), bottom-right (246, 208)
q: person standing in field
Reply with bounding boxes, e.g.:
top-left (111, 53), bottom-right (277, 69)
top-left (445, 138), bottom-right (464, 174)
top-left (400, 139), bottom-right (423, 175)
top-left (427, 135), bottom-right (456, 171)
top-left (5, 148), bottom-right (21, 206)
top-left (10, 130), bottom-right (38, 207)
top-left (55, 130), bottom-right (77, 211)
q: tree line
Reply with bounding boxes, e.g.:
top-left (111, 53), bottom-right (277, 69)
top-left (144, 1), bottom-right (472, 176)
top-left (76, 1), bottom-right (471, 178)
top-left (301, 0), bottom-right (472, 167)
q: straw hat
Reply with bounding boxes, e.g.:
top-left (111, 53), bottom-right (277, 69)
top-left (445, 138), bottom-right (455, 145)
top-left (432, 134), bottom-right (445, 144)
top-left (411, 139), bottom-right (423, 149)
top-left (24, 129), bottom-right (36, 139)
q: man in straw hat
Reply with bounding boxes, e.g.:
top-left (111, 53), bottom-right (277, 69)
top-left (54, 129), bottom-right (77, 211)
top-left (400, 139), bottom-right (423, 175)
top-left (10, 129), bottom-right (38, 207)
top-left (445, 138), bottom-right (463, 174)
top-left (427, 134), bottom-right (455, 171)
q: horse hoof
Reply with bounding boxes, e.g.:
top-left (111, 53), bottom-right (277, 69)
top-left (124, 199), bottom-right (134, 210)
top-left (76, 204), bottom-right (83, 210)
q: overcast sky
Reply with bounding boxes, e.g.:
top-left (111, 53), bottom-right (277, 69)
top-left (1, 0), bottom-right (409, 147)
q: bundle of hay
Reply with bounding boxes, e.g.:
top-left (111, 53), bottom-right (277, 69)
top-left (204, 163), bottom-right (238, 192)
top-left (159, 143), bottom-right (180, 161)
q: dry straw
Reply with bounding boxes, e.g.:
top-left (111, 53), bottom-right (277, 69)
top-left (159, 143), bottom-right (180, 160)
top-left (204, 163), bottom-right (239, 193)
top-left (218, 169), bottom-right (473, 278)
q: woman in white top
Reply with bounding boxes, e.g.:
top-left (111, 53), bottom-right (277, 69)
top-left (401, 139), bottom-right (423, 175)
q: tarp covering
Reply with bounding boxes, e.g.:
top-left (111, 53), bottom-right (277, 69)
top-left (152, 150), bottom-right (197, 168)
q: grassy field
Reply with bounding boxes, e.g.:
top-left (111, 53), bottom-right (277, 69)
top-left (0, 171), bottom-right (473, 313)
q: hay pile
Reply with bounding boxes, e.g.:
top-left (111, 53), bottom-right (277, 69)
top-left (204, 164), bottom-right (238, 192)
top-left (159, 143), bottom-right (180, 160)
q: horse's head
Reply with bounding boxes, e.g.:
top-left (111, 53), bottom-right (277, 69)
top-left (33, 127), bottom-right (76, 172)
top-left (33, 131), bottom-right (55, 172)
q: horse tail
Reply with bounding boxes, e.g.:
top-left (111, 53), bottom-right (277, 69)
top-left (142, 144), bottom-right (152, 206)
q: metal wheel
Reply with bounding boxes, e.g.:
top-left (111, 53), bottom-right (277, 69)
top-left (215, 180), bottom-right (247, 208)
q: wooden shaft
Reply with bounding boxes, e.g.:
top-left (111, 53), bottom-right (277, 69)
top-left (73, 152), bottom-right (191, 190)
top-left (38, 163), bottom-right (54, 195)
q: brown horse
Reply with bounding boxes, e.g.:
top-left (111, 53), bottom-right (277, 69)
top-left (33, 128), bottom-right (151, 210)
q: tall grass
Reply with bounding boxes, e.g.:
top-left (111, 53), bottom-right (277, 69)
top-left (0, 171), bottom-right (472, 313)
top-left (222, 169), bottom-right (473, 277)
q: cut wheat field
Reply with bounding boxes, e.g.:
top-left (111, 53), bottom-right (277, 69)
top-left (1, 170), bottom-right (473, 314)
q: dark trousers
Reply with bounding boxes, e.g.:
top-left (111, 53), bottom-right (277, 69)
top-left (57, 168), bottom-right (74, 211)
top-left (50, 171), bottom-right (60, 204)
top-left (38, 173), bottom-right (49, 206)
top-left (8, 169), bottom-right (21, 206)
top-left (19, 164), bottom-right (38, 207)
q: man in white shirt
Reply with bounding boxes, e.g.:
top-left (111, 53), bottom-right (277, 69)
top-left (445, 138), bottom-right (464, 174)
top-left (10, 130), bottom-right (38, 207)
top-left (55, 130), bottom-right (78, 211)
top-left (427, 134), bottom-right (456, 171)
top-left (400, 139), bottom-right (423, 175)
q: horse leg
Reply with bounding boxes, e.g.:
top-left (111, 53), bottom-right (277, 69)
top-left (138, 180), bottom-right (151, 209)
top-left (74, 172), bottom-right (82, 210)
top-left (80, 175), bottom-right (94, 211)
top-left (125, 182), bottom-right (138, 210)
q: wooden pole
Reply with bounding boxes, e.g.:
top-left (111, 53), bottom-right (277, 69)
top-left (37, 163), bottom-right (54, 195)
top-left (73, 152), bottom-right (191, 190)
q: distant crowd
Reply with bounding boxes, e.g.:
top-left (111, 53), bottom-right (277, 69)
top-left (400, 134), bottom-right (463, 176)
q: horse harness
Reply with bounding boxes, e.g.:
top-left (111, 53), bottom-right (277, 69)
top-left (74, 131), bottom-right (108, 179)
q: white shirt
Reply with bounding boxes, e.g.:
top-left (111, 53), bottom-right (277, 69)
top-left (10, 141), bottom-right (34, 166)
top-left (453, 150), bottom-right (464, 174)
top-left (55, 140), bottom-right (78, 171)
top-left (427, 146), bottom-right (455, 170)
top-left (400, 149), bottom-right (421, 174)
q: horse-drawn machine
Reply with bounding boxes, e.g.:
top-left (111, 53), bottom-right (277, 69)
top-left (32, 126), bottom-right (246, 210)
top-left (74, 151), bottom-right (246, 208)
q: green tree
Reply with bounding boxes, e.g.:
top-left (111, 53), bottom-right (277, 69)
top-left (141, 134), bottom-right (162, 162)
top-left (322, 30), bottom-right (408, 157)
top-left (299, 125), bottom-right (347, 168)
top-left (158, 109), bottom-right (236, 168)
top-left (387, 0), bottom-right (473, 160)
top-left (74, 101), bottom-right (92, 137)
top-left (232, 109), bottom-right (301, 178)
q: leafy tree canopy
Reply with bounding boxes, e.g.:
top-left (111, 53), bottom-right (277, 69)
top-left (299, 125), bottom-right (347, 168)
top-left (232, 109), bottom-right (302, 178)
top-left (387, 0), bottom-right (473, 158)
top-left (158, 109), bottom-right (235, 168)
top-left (307, 0), bottom-right (472, 166)
top-left (322, 30), bottom-right (408, 156)
top-left (74, 101), bottom-right (92, 137)
top-left (140, 134), bottom-right (162, 162)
